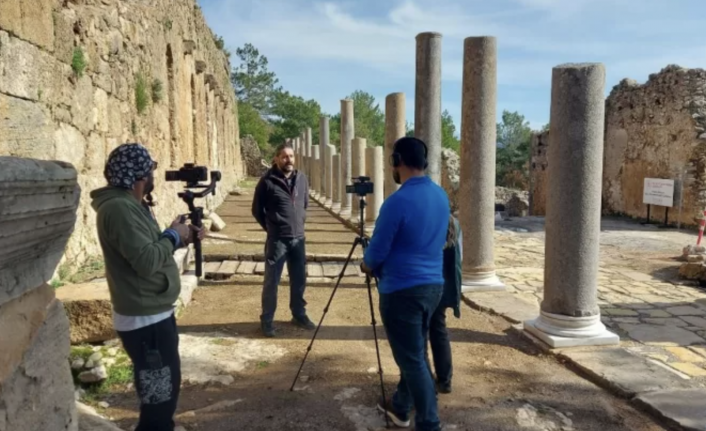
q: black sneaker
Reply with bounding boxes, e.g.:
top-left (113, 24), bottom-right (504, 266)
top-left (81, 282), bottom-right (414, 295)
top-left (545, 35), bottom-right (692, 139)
top-left (437, 380), bottom-right (452, 394)
top-left (261, 320), bottom-right (276, 337)
top-left (376, 397), bottom-right (411, 428)
top-left (291, 315), bottom-right (316, 330)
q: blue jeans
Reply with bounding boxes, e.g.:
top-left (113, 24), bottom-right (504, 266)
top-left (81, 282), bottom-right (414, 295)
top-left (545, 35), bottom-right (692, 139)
top-left (427, 305), bottom-right (452, 386)
top-left (261, 236), bottom-right (308, 323)
top-left (380, 284), bottom-right (443, 431)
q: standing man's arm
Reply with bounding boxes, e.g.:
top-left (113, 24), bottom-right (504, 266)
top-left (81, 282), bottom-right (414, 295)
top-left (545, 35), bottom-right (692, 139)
top-left (362, 198), bottom-right (403, 272)
top-left (252, 178), bottom-right (268, 231)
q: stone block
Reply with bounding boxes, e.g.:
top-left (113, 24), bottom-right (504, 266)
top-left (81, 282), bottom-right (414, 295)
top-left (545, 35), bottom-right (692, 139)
top-left (0, 157), bottom-right (79, 306)
top-left (57, 281), bottom-right (115, 344)
top-left (19, 0), bottom-right (55, 51)
top-left (0, 0), bottom-right (22, 37)
top-left (0, 300), bottom-right (77, 431)
top-left (0, 94), bottom-right (55, 158)
top-left (177, 271), bottom-right (198, 310)
top-left (77, 401), bottom-right (124, 431)
top-left (636, 388), bottom-right (706, 431)
top-left (55, 123), bottom-right (87, 171)
top-left (0, 31), bottom-right (62, 102)
top-left (208, 212), bottom-right (227, 232)
top-left (53, 9), bottom-right (77, 64)
top-left (0, 284), bottom-right (55, 383)
top-left (558, 348), bottom-right (694, 398)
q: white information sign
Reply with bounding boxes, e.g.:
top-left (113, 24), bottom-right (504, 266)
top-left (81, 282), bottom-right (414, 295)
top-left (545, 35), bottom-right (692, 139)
top-left (643, 178), bottom-right (674, 207)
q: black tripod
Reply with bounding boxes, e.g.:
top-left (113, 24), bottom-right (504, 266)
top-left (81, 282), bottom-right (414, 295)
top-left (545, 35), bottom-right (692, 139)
top-left (290, 192), bottom-right (390, 428)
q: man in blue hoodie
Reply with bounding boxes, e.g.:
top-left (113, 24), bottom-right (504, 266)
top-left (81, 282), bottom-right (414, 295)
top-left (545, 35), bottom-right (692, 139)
top-left (361, 137), bottom-right (449, 431)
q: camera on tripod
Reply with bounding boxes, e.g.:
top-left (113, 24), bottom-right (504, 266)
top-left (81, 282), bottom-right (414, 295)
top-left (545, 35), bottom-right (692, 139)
top-left (165, 163), bottom-right (221, 278)
top-left (346, 176), bottom-right (374, 196)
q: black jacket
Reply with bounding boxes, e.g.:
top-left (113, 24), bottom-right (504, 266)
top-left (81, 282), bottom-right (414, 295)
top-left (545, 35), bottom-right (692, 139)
top-left (252, 167), bottom-right (309, 238)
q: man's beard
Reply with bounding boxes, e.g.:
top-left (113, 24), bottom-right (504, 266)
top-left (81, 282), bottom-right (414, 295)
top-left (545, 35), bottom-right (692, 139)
top-left (144, 175), bottom-right (155, 195)
top-left (393, 169), bottom-right (401, 184)
top-left (279, 162), bottom-right (294, 173)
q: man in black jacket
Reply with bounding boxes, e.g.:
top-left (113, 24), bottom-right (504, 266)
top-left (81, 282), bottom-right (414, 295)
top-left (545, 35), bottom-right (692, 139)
top-left (252, 143), bottom-right (316, 337)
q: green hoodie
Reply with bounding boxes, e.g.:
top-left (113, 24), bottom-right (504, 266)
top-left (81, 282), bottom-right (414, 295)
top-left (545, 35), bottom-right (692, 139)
top-left (90, 186), bottom-right (181, 316)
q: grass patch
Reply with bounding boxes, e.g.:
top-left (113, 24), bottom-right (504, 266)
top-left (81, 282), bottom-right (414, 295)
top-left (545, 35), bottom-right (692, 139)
top-left (135, 72), bottom-right (150, 115)
top-left (131, 119), bottom-right (138, 135)
top-left (51, 279), bottom-right (65, 289)
top-left (239, 178), bottom-right (259, 188)
top-left (163, 19), bottom-right (172, 31)
top-left (67, 257), bottom-right (105, 284)
top-left (256, 361), bottom-right (269, 369)
top-left (85, 363), bottom-right (134, 396)
top-left (71, 47), bottom-right (86, 78)
top-left (70, 345), bottom-right (96, 362)
top-left (151, 78), bottom-right (163, 104)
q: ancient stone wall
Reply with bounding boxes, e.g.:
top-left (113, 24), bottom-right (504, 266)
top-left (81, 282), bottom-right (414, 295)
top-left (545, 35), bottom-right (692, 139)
top-left (603, 65), bottom-right (706, 225)
top-left (0, 157), bottom-right (81, 431)
top-left (530, 130), bottom-right (549, 216)
top-left (0, 0), bottom-right (244, 273)
top-left (529, 66), bottom-right (706, 224)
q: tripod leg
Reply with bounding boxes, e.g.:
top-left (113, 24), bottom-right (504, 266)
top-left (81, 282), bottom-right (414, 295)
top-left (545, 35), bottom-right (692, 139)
top-left (289, 237), bottom-right (362, 391)
top-left (366, 274), bottom-right (390, 429)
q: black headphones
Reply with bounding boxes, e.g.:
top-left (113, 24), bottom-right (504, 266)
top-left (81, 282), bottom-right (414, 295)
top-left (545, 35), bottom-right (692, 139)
top-left (390, 137), bottom-right (429, 170)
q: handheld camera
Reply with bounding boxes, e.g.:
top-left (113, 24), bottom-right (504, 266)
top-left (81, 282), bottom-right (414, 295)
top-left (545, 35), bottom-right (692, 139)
top-left (165, 163), bottom-right (221, 277)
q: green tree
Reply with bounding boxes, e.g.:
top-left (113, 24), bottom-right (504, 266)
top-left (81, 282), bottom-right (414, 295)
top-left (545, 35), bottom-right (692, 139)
top-left (496, 110), bottom-right (533, 189)
top-left (230, 43), bottom-right (280, 115)
top-left (441, 110), bottom-right (460, 152)
top-left (346, 91), bottom-right (385, 146)
top-left (238, 101), bottom-right (271, 151)
top-left (269, 90), bottom-right (321, 146)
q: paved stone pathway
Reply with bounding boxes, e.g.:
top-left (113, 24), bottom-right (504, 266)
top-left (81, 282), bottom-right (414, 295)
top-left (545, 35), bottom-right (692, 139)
top-left (491, 216), bottom-right (706, 384)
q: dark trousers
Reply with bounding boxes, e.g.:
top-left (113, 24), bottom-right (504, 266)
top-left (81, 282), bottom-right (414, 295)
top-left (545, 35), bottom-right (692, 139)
top-left (261, 236), bottom-right (307, 323)
top-left (380, 284), bottom-right (442, 431)
top-left (117, 315), bottom-right (181, 431)
top-left (427, 306), bottom-right (452, 386)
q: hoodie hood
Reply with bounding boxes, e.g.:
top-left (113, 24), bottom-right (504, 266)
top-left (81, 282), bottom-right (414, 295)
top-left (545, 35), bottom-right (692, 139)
top-left (90, 186), bottom-right (133, 211)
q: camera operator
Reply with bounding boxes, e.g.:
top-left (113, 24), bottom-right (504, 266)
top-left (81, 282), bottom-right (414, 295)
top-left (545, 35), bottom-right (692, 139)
top-left (252, 142), bottom-right (316, 337)
top-left (90, 143), bottom-right (204, 431)
top-left (361, 137), bottom-right (450, 431)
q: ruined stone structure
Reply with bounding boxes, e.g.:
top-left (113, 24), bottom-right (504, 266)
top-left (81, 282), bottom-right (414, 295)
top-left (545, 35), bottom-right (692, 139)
top-left (530, 66), bottom-right (706, 224)
top-left (241, 135), bottom-right (266, 177)
top-left (0, 157), bottom-right (80, 431)
top-left (530, 130), bottom-right (549, 216)
top-left (415, 32), bottom-right (442, 185)
top-left (0, 0), bottom-right (244, 273)
top-left (603, 65), bottom-right (706, 225)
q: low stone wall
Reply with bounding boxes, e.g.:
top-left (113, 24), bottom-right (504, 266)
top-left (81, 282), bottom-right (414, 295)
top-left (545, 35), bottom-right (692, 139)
top-left (0, 157), bottom-right (80, 431)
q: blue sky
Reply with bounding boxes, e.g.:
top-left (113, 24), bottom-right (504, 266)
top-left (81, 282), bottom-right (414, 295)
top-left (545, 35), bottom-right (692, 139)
top-left (199, 0), bottom-right (705, 134)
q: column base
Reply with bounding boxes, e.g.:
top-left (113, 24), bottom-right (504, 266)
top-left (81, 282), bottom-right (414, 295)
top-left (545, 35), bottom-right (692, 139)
top-left (331, 203), bottom-right (341, 212)
top-left (339, 208), bottom-right (352, 218)
top-left (461, 271), bottom-right (505, 292)
top-left (324, 198), bottom-right (333, 208)
top-left (523, 310), bottom-right (620, 348)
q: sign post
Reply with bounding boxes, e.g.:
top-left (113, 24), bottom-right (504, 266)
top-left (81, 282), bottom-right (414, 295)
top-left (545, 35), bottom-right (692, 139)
top-left (642, 178), bottom-right (675, 227)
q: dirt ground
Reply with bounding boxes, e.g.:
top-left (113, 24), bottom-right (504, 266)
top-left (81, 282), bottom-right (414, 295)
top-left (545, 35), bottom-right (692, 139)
top-left (102, 282), bottom-right (669, 431)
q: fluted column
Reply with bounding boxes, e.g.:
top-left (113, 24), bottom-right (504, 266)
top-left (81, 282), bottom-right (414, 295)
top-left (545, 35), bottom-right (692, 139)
top-left (319, 116), bottom-right (330, 200)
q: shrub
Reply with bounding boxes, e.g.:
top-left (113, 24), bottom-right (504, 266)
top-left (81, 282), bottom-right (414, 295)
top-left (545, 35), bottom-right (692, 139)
top-left (135, 73), bottom-right (150, 114)
top-left (151, 78), bottom-right (163, 104)
top-left (72, 47), bottom-right (86, 78)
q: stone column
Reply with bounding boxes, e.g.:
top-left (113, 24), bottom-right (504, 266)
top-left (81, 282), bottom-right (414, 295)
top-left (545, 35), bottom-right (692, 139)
top-left (332, 154), bottom-right (341, 212)
top-left (366, 146), bottom-right (384, 230)
top-left (350, 137), bottom-right (367, 221)
top-left (340, 99), bottom-right (354, 217)
top-left (312, 145), bottom-right (321, 199)
top-left (385, 93), bottom-right (405, 198)
top-left (320, 116), bottom-right (330, 200)
top-left (325, 144), bottom-right (336, 207)
top-left (306, 127), bottom-right (313, 187)
top-left (415, 32), bottom-right (442, 184)
top-left (459, 37), bottom-right (504, 292)
top-left (0, 157), bottom-right (80, 431)
top-left (523, 63), bottom-right (618, 348)
top-left (300, 131), bottom-right (307, 175)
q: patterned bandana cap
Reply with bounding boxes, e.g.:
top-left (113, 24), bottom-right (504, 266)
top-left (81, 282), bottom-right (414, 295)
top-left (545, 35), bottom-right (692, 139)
top-left (105, 143), bottom-right (156, 189)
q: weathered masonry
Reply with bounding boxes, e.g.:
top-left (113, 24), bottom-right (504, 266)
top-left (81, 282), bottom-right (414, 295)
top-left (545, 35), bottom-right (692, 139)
top-left (0, 0), bottom-right (244, 273)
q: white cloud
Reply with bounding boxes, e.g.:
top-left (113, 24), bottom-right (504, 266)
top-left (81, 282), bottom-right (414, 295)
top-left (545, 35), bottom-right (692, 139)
top-left (200, 0), bottom-right (706, 127)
